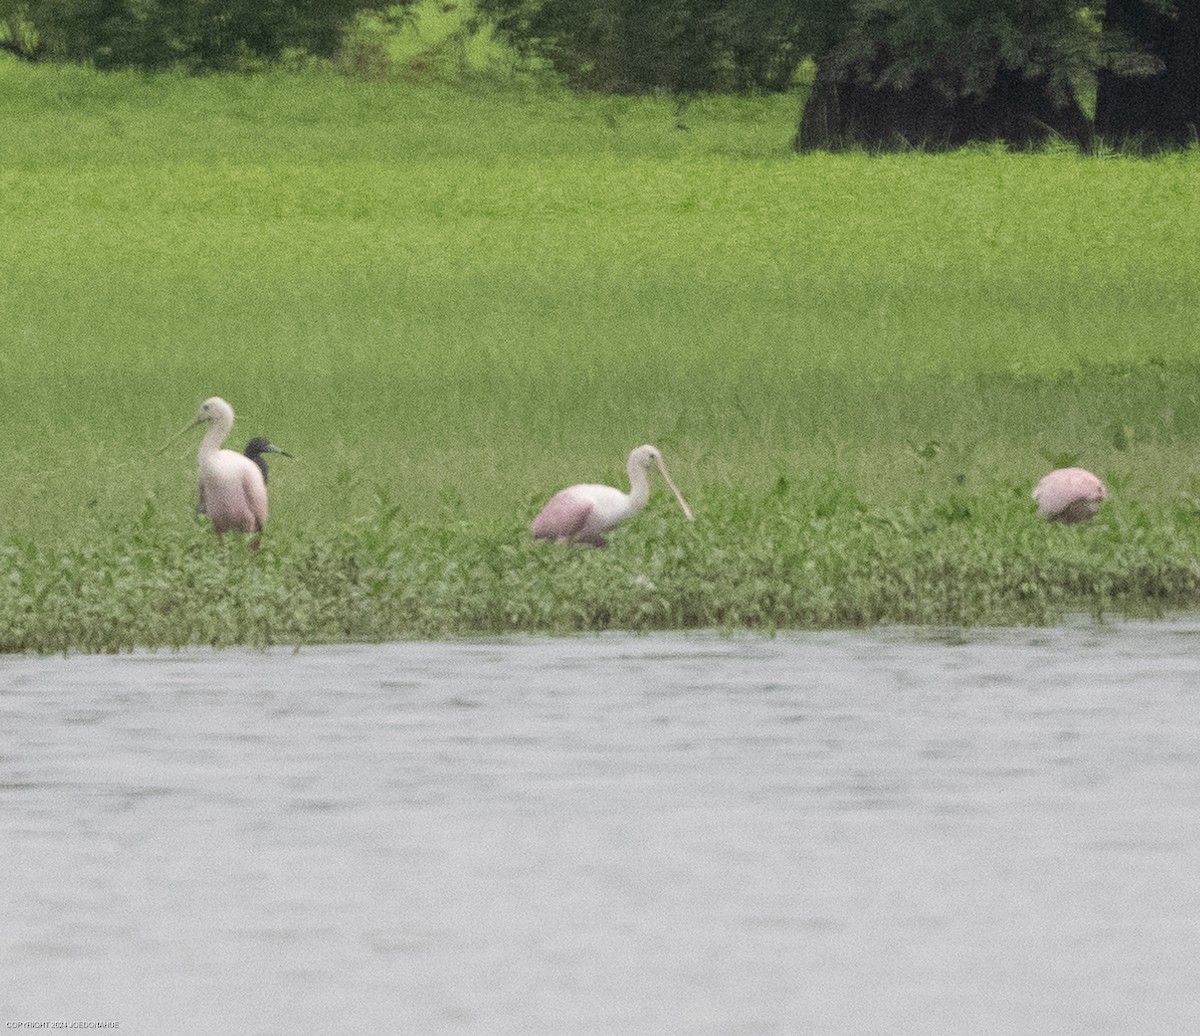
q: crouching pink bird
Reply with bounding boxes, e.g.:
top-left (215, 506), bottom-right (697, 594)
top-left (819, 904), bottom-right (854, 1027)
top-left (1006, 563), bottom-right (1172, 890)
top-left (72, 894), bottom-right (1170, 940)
top-left (189, 397), bottom-right (270, 546)
top-left (1033, 467), bottom-right (1108, 524)
top-left (531, 444), bottom-right (694, 547)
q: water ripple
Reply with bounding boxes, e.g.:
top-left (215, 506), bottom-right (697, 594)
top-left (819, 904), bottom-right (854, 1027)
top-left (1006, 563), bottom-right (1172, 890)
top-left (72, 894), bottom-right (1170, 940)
top-left (2, 618), bottom-right (1200, 1034)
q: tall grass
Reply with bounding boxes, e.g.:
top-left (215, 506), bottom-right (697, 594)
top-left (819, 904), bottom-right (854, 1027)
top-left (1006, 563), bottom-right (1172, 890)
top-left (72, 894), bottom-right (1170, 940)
top-left (1, 56), bottom-right (1199, 643)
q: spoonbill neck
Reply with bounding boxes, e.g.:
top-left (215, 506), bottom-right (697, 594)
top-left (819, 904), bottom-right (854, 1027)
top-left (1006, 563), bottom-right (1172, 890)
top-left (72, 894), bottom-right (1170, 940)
top-left (199, 411), bottom-right (234, 457)
top-left (625, 456), bottom-right (653, 511)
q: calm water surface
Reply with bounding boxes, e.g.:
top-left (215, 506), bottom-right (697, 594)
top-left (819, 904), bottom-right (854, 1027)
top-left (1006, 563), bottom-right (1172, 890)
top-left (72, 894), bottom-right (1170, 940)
top-left (2, 621), bottom-right (1199, 1035)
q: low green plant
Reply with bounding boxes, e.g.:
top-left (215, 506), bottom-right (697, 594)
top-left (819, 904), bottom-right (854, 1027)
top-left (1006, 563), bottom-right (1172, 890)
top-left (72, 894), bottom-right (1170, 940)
top-left (4, 480), bottom-right (1200, 652)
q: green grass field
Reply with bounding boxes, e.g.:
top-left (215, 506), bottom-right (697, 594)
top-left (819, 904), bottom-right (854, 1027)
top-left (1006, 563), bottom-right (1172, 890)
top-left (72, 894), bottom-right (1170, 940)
top-left (2, 53), bottom-right (1199, 648)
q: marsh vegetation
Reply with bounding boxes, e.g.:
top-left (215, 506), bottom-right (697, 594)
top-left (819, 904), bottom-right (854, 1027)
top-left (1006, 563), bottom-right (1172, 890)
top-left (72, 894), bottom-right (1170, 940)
top-left (1, 55), bottom-right (1198, 649)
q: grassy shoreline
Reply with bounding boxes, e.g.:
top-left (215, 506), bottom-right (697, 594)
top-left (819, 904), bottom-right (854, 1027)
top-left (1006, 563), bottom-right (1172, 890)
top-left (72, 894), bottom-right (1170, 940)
top-left (2, 59), bottom-right (1199, 647)
top-left (6, 480), bottom-right (1200, 652)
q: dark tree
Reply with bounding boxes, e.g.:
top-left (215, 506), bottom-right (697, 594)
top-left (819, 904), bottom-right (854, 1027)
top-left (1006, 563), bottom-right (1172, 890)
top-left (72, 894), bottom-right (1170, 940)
top-left (2, 3), bottom-right (44, 58)
top-left (2, 0), bottom-right (388, 71)
top-left (795, 0), bottom-right (1094, 151)
top-left (475, 0), bottom-right (1196, 151)
top-left (474, 0), bottom-right (809, 94)
top-left (1095, 0), bottom-right (1200, 148)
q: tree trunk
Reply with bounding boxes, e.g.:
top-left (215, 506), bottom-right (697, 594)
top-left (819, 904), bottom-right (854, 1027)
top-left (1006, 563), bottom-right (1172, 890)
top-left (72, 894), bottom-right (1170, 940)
top-left (1095, 0), bottom-right (1200, 149)
top-left (795, 60), bottom-right (1091, 152)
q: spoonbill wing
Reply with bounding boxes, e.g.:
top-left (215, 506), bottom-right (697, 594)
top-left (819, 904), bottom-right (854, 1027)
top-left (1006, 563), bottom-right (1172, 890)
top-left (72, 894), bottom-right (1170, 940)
top-left (531, 491), bottom-right (594, 542)
top-left (1033, 467), bottom-right (1106, 522)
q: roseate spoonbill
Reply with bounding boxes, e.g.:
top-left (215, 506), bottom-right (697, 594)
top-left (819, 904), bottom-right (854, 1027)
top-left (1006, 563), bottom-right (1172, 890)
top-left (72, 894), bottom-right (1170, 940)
top-left (531, 444), bottom-right (694, 547)
top-left (186, 397), bottom-right (270, 544)
top-left (196, 437), bottom-right (291, 519)
top-left (1033, 467), bottom-right (1108, 524)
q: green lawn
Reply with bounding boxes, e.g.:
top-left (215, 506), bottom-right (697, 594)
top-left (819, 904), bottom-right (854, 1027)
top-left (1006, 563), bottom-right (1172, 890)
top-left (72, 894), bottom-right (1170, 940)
top-left (2, 56), bottom-right (1199, 646)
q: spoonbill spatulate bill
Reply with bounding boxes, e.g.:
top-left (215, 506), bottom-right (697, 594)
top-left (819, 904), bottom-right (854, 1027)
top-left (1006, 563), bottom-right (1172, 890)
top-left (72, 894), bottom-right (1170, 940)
top-left (188, 397), bottom-right (270, 543)
top-left (531, 444), bottom-right (694, 547)
top-left (1033, 467), bottom-right (1107, 523)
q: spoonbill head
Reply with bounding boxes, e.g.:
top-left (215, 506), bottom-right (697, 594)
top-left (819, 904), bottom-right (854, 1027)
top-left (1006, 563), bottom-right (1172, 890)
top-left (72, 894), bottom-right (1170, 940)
top-left (531, 443), bottom-right (694, 547)
top-left (1033, 467), bottom-right (1107, 524)
top-left (190, 396), bottom-right (270, 542)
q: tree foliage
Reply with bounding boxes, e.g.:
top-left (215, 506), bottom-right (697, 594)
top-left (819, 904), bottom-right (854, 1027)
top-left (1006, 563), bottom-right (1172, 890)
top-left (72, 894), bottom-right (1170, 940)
top-left (473, 0), bottom-right (1106, 103)
top-left (1095, 0), bottom-right (1200, 148)
top-left (0, 0), bottom-right (390, 70)
top-left (473, 0), bottom-right (1195, 149)
top-left (473, 0), bottom-right (810, 94)
top-left (796, 0), bottom-right (1097, 150)
top-left (809, 0), bottom-right (1096, 106)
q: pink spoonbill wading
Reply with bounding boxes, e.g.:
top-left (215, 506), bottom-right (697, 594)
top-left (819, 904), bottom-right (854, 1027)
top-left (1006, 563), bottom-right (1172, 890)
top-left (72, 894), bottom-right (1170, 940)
top-left (1033, 467), bottom-right (1108, 524)
top-left (187, 397), bottom-right (272, 547)
top-left (531, 444), bottom-right (694, 547)
top-left (196, 436), bottom-right (291, 520)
